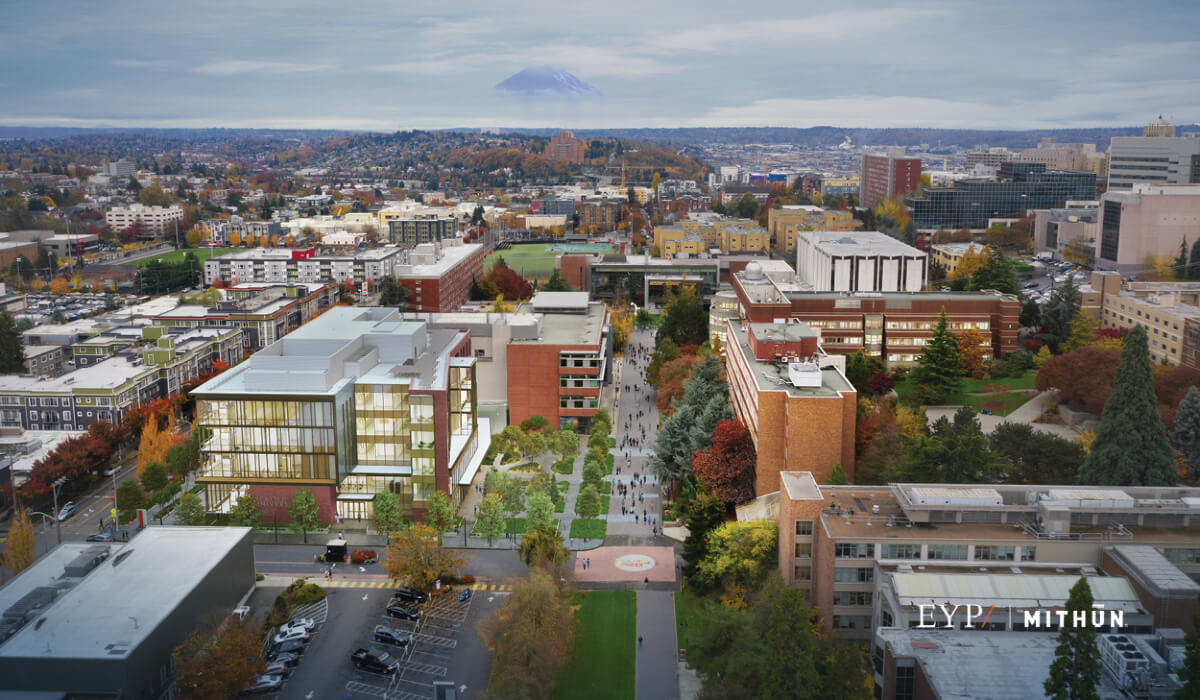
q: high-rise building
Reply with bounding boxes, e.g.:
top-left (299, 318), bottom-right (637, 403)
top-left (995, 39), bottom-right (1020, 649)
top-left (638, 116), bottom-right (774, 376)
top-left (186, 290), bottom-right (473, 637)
top-left (1107, 118), bottom-right (1200, 190)
top-left (795, 231), bottom-right (927, 292)
top-left (545, 131), bottom-right (586, 163)
top-left (906, 163), bottom-right (1096, 229)
top-left (860, 148), bottom-right (922, 208)
top-left (387, 216), bottom-right (456, 248)
top-left (102, 159), bottom-right (135, 177)
top-left (1097, 183), bottom-right (1200, 273)
top-left (191, 306), bottom-right (485, 525)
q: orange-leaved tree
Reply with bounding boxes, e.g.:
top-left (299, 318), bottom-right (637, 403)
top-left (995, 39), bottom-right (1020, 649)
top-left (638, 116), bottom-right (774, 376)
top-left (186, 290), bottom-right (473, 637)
top-left (955, 327), bottom-right (990, 379)
top-left (173, 617), bottom-right (264, 698)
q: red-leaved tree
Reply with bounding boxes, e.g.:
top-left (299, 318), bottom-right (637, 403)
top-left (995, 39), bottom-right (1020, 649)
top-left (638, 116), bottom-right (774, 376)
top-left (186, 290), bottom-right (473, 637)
top-left (691, 419), bottom-right (757, 504)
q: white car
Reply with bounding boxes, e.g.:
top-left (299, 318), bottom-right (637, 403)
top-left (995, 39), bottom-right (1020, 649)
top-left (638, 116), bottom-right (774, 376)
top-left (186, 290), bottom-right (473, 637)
top-left (103, 465), bottom-right (121, 477)
top-left (282, 618), bottom-right (315, 633)
top-left (57, 502), bottom-right (76, 521)
top-left (272, 628), bottom-right (310, 645)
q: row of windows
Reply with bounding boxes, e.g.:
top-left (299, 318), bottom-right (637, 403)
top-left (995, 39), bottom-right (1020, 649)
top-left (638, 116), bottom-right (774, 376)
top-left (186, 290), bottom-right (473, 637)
top-left (831, 614), bottom-right (872, 630)
top-left (833, 591), bottom-right (873, 606)
top-left (560, 397), bottom-right (599, 410)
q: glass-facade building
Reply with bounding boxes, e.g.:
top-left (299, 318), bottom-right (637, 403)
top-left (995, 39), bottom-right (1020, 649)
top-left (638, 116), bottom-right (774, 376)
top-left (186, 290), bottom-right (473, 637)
top-left (191, 307), bottom-right (486, 525)
top-left (906, 163), bottom-right (1097, 230)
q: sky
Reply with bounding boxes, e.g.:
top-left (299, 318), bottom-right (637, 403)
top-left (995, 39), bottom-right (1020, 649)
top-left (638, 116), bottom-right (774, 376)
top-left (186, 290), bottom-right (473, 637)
top-left (3, 0), bottom-right (1200, 131)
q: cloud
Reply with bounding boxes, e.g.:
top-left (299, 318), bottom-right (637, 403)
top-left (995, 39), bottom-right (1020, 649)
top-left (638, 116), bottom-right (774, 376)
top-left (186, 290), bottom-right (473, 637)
top-left (193, 60), bottom-right (336, 75)
top-left (53, 88), bottom-right (101, 99)
top-left (111, 59), bottom-right (172, 69)
top-left (375, 43), bottom-right (679, 79)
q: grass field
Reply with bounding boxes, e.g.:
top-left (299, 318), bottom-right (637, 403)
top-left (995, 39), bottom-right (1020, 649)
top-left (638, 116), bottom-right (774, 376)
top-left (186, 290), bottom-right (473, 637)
top-left (569, 518), bottom-right (607, 540)
top-left (553, 591), bottom-right (636, 700)
top-left (486, 242), bottom-right (614, 279)
top-left (133, 247), bottom-right (236, 267)
top-left (895, 370), bottom-right (1037, 403)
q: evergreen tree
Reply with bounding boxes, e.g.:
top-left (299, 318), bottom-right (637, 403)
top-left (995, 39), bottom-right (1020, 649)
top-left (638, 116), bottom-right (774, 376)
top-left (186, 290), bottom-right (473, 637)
top-left (543, 269), bottom-right (571, 291)
top-left (971, 245), bottom-right (1020, 294)
top-left (681, 491), bottom-right (726, 585)
top-left (911, 309), bottom-right (963, 404)
top-left (828, 463), bottom-right (848, 485)
top-left (1172, 386), bottom-right (1200, 482)
top-left (1020, 297), bottom-right (1042, 328)
top-left (1043, 577), bottom-right (1101, 700)
top-left (1190, 239), bottom-right (1200, 281)
top-left (1079, 325), bottom-right (1178, 486)
top-left (0, 311), bottom-right (27, 374)
top-left (1040, 274), bottom-right (1081, 350)
top-left (1178, 603), bottom-right (1200, 699)
top-left (1177, 238), bottom-right (1190, 280)
top-left (1061, 313), bottom-right (1097, 353)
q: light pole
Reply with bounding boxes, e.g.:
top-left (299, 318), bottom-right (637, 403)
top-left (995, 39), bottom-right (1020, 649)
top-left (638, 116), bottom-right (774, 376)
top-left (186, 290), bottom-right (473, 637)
top-left (51, 477), bottom-right (68, 545)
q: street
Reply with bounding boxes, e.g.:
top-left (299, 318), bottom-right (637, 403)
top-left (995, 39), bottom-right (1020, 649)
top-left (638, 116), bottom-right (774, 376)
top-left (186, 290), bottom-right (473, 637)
top-left (253, 544), bottom-right (531, 581)
top-left (24, 456), bottom-right (141, 556)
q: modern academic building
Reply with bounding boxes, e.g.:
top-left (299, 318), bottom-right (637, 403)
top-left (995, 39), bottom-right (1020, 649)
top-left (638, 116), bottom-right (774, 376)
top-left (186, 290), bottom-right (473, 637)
top-left (190, 306), bottom-right (488, 525)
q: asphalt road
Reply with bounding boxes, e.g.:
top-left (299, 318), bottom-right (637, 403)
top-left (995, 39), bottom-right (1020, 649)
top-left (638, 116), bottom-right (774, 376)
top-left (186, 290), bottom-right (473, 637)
top-left (253, 544), bottom-right (531, 581)
top-left (25, 455), bottom-right (141, 555)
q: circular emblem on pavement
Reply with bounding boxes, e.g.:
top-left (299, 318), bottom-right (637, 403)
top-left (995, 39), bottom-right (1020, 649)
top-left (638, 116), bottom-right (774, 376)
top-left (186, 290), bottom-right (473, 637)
top-left (614, 554), bottom-right (656, 572)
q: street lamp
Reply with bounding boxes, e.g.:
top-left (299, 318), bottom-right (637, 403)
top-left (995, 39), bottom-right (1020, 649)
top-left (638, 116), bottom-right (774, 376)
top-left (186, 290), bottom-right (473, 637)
top-left (51, 477), bottom-right (68, 545)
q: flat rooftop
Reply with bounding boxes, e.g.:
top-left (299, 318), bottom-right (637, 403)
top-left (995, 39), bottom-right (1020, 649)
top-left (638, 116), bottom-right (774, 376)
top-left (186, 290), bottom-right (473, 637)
top-left (889, 572), bottom-right (1141, 612)
top-left (800, 230), bottom-right (925, 257)
top-left (401, 242), bottom-right (482, 278)
top-left (727, 322), bottom-right (852, 398)
top-left (0, 527), bottom-right (251, 660)
top-left (0, 355), bottom-right (148, 393)
top-left (511, 301), bottom-right (607, 346)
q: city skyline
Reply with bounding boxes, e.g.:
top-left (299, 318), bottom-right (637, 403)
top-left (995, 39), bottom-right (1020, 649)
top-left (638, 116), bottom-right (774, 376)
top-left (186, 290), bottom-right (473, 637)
top-left (3, 0), bottom-right (1199, 130)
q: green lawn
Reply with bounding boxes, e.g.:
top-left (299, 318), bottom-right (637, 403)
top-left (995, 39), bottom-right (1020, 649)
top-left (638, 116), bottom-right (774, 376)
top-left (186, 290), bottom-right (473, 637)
top-left (675, 587), bottom-right (710, 658)
top-left (605, 452), bottom-right (614, 475)
top-left (576, 495), bottom-right (611, 516)
top-left (510, 462), bottom-right (543, 473)
top-left (557, 480), bottom-right (570, 493)
top-left (552, 457), bottom-right (575, 475)
top-left (896, 370), bottom-right (1037, 405)
top-left (553, 591), bottom-right (636, 700)
top-left (487, 243), bottom-right (614, 280)
top-left (470, 517), bottom-right (527, 537)
top-left (964, 390), bottom-right (1037, 417)
top-left (133, 247), bottom-right (236, 267)
top-left (569, 518), bottom-right (607, 540)
top-left (608, 436), bottom-right (616, 448)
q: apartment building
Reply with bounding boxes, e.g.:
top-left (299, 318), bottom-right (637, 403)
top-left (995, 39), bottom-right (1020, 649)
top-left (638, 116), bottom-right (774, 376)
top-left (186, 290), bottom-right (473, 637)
top-left (796, 231), bottom-right (927, 293)
top-left (778, 471), bottom-right (1200, 643)
top-left (0, 327), bottom-right (242, 431)
top-left (725, 321), bottom-right (855, 491)
top-left (860, 149), bottom-right (922, 208)
top-left (545, 131), bottom-right (586, 163)
top-left (105, 204), bottom-right (184, 239)
top-left (1097, 183), bottom-right (1200, 274)
top-left (767, 205), bottom-right (855, 256)
top-left (653, 221), bottom-right (771, 257)
top-left (387, 216), bottom-right (456, 248)
top-left (204, 246), bottom-right (410, 287)
top-left (732, 265), bottom-right (1018, 366)
top-left (152, 282), bottom-right (338, 351)
top-left (22, 345), bottom-right (64, 378)
top-left (928, 242), bottom-right (984, 272)
top-left (906, 163), bottom-right (1097, 230)
top-left (190, 306), bottom-right (486, 525)
top-left (393, 241), bottom-right (488, 313)
top-left (505, 292), bottom-right (610, 432)
top-left (578, 200), bottom-right (621, 232)
top-left (199, 216), bottom-right (282, 245)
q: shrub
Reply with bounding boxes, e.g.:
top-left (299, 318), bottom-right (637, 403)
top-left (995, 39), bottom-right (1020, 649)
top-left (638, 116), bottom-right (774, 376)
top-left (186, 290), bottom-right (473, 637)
top-left (551, 456), bottom-right (574, 475)
top-left (350, 549), bottom-right (378, 564)
top-left (255, 573), bottom-right (265, 581)
top-left (150, 482), bottom-right (182, 506)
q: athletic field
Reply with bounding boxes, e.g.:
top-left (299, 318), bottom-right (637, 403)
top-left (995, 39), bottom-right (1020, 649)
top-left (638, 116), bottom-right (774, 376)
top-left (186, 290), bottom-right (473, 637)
top-left (485, 242), bottom-right (614, 279)
top-left (132, 247), bottom-right (235, 267)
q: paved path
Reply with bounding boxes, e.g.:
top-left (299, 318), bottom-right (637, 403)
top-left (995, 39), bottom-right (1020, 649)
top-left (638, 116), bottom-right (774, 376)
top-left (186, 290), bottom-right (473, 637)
top-left (609, 327), bottom-right (665, 544)
top-left (636, 590), bottom-right (680, 700)
top-left (925, 390), bottom-right (1081, 440)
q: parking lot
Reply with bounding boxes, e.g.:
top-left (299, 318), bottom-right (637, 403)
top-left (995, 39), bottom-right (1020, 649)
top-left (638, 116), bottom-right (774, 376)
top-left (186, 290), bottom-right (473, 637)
top-left (252, 582), bottom-right (502, 700)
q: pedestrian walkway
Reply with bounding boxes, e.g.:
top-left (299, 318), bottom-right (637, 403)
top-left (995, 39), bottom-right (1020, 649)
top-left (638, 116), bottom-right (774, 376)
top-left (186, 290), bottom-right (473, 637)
top-left (608, 327), bottom-right (664, 547)
top-left (256, 574), bottom-right (512, 592)
top-left (924, 390), bottom-right (1080, 440)
top-left (636, 590), bottom-right (680, 700)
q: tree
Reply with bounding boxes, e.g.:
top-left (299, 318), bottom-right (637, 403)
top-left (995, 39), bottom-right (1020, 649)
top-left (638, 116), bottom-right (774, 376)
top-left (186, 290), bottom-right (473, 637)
top-left (478, 568), bottom-right (574, 699)
top-left (519, 415), bottom-right (549, 432)
top-left (173, 618), bottom-right (264, 700)
top-left (955, 327), bottom-right (989, 379)
top-left (373, 489), bottom-right (405, 539)
top-left (1021, 298), bottom-right (1042, 328)
top-left (0, 311), bottom-right (27, 374)
top-left (757, 576), bottom-right (823, 698)
top-left (971, 246), bottom-right (1019, 295)
top-left (950, 246), bottom-right (986, 279)
top-left (1190, 239), bottom-right (1200, 281)
top-left (1040, 274), bottom-right (1081, 350)
top-left (116, 477), bottom-right (147, 523)
top-left (377, 275), bottom-right (412, 310)
top-left (138, 182), bottom-right (173, 207)
top-left (1079, 325), bottom-right (1178, 486)
top-left (899, 407), bottom-right (1005, 483)
top-left (519, 430), bottom-right (545, 459)
top-left (657, 290), bottom-right (708, 347)
top-left (474, 492), bottom-right (507, 546)
top-left (556, 426), bottom-right (579, 459)
top-left (137, 415), bottom-right (176, 477)
top-left (1035, 346), bottom-right (1120, 416)
top-left (828, 463), bottom-right (849, 485)
top-left (575, 483), bottom-right (602, 519)
top-left (1043, 577), bottom-right (1102, 700)
top-left (911, 309), bottom-right (962, 404)
top-left (423, 490), bottom-right (456, 535)
top-left (228, 492), bottom-right (261, 528)
top-left (1061, 313), bottom-right (1098, 353)
top-left (990, 422), bottom-right (1087, 484)
top-left (1178, 603), bottom-right (1200, 698)
top-left (184, 227), bottom-right (204, 248)
top-left (525, 491), bottom-right (557, 533)
top-left (691, 419), bottom-right (757, 504)
top-left (165, 432), bottom-right (202, 480)
top-left (1173, 387), bottom-right (1200, 482)
top-left (49, 277), bottom-right (70, 295)
top-left (175, 492), bottom-right (206, 526)
top-left (517, 524), bottom-right (568, 571)
top-left (384, 523), bottom-right (464, 590)
top-left (141, 461), bottom-right (168, 491)
top-left (1034, 344), bottom-right (1053, 368)
top-left (543, 269), bottom-right (571, 291)
top-left (693, 520), bottom-right (778, 595)
top-left (288, 488), bottom-right (320, 543)
top-left (2, 510), bottom-right (36, 575)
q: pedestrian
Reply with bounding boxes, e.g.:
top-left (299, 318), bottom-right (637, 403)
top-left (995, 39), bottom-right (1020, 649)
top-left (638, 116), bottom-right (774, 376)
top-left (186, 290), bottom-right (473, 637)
top-left (638, 636), bottom-right (644, 648)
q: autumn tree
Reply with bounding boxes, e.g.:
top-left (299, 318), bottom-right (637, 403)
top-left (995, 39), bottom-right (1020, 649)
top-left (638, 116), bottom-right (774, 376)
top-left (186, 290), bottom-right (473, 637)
top-left (955, 327), bottom-right (989, 379)
top-left (184, 227), bottom-right (204, 248)
top-left (1035, 346), bottom-right (1120, 415)
top-left (1061, 313), bottom-right (1098, 353)
top-left (137, 415), bottom-right (177, 477)
top-left (49, 277), bottom-right (70, 295)
top-left (1079, 325), bottom-right (1177, 486)
top-left (385, 523), bottom-right (465, 590)
top-left (693, 520), bottom-right (778, 602)
top-left (691, 419), bottom-right (756, 504)
top-left (949, 246), bottom-right (985, 279)
top-left (518, 524), bottom-right (569, 574)
top-left (2, 510), bottom-right (36, 575)
top-left (478, 568), bottom-right (575, 699)
top-left (173, 617), bottom-right (264, 699)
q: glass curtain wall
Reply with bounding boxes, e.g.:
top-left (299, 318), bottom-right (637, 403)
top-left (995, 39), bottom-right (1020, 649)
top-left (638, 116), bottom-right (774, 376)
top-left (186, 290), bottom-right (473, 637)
top-left (197, 398), bottom-right (337, 481)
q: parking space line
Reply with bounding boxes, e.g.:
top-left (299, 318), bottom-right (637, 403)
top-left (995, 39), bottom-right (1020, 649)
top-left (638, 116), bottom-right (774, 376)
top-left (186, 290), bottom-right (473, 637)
top-left (396, 660), bottom-right (447, 676)
top-left (411, 633), bottom-right (457, 649)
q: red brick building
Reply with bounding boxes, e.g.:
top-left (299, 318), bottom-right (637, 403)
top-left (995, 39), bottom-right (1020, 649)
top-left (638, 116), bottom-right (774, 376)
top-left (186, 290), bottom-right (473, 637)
top-left (860, 149), bottom-right (922, 208)
top-left (725, 320), bottom-right (856, 490)
top-left (732, 267), bottom-right (1019, 367)
top-left (546, 131), bottom-right (586, 163)
top-left (397, 243), bottom-right (489, 312)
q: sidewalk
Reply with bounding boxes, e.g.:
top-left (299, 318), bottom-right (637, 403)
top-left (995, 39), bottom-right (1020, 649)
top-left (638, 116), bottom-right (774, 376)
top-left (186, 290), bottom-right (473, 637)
top-left (925, 390), bottom-right (1080, 440)
top-left (636, 590), bottom-right (680, 700)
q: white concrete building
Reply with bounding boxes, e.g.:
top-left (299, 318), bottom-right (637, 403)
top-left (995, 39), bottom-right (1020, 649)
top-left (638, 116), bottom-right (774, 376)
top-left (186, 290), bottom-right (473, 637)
top-left (1108, 129), bottom-right (1200, 191)
top-left (104, 203), bottom-right (183, 239)
top-left (795, 231), bottom-right (926, 292)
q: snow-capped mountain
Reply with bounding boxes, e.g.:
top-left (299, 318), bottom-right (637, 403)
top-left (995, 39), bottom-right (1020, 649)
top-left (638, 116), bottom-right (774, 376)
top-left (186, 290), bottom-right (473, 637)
top-left (495, 65), bottom-right (603, 99)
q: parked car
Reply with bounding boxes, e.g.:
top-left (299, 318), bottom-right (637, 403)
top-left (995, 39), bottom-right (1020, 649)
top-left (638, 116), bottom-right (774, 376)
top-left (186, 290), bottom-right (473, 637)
top-left (386, 601), bottom-right (421, 620)
top-left (459, 588), bottom-right (472, 602)
top-left (351, 647), bottom-right (399, 674)
top-left (268, 651), bottom-right (301, 669)
top-left (86, 533), bottom-right (114, 543)
top-left (57, 502), bottom-right (76, 521)
top-left (281, 618), bottom-right (315, 634)
top-left (373, 625), bottom-right (410, 647)
top-left (390, 586), bottom-right (428, 604)
top-left (272, 628), bottom-right (311, 645)
top-left (240, 674), bottom-right (284, 695)
top-left (268, 639), bottom-right (306, 659)
top-left (263, 661), bottom-right (293, 678)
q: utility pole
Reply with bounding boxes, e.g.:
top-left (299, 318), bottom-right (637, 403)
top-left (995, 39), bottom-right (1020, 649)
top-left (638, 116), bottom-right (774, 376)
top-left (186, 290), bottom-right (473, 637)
top-left (51, 476), bottom-right (68, 545)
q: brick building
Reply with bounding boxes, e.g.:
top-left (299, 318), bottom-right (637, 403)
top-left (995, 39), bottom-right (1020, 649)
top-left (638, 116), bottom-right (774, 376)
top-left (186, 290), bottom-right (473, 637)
top-left (578, 200), bottom-right (621, 232)
top-left (545, 131), bottom-right (586, 163)
top-left (725, 321), bottom-right (856, 491)
top-left (395, 241), bottom-right (489, 313)
top-left (860, 149), bottom-right (922, 208)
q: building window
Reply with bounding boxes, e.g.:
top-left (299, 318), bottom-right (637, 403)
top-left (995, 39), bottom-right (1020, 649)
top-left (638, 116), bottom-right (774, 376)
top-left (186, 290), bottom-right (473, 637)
top-left (927, 544), bottom-right (968, 561)
top-left (795, 542), bottom-right (812, 558)
top-left (833, 591), bottom-right (873, 606)
top-left (1020, 546), bottom-right (1036, 562)
top-left (974, 545), bottom-right (1016, 561)
top-left (835, 543), bottom-right (874, 559)
top-left (832, 614), bottom-right (872, 630)
top-left (880, 543), bottom-right (921, 559)
top-left (794, 565), bottom-right (811, 582)
top-left (795, 520), bottom-right (813, 536)
top-left (834, 567), bottom-right (874, 583)
top-left (895, 665), bottom-right (915, 700)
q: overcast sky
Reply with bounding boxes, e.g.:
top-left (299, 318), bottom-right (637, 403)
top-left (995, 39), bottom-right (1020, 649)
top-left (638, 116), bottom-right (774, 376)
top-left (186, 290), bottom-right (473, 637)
top-left (3, 0), bottom-right (1199, 131)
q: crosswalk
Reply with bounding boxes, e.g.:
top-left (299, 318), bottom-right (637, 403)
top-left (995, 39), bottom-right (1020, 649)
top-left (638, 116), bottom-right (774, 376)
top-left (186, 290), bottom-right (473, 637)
top-left (318, 579), bottom-right (512, 591)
